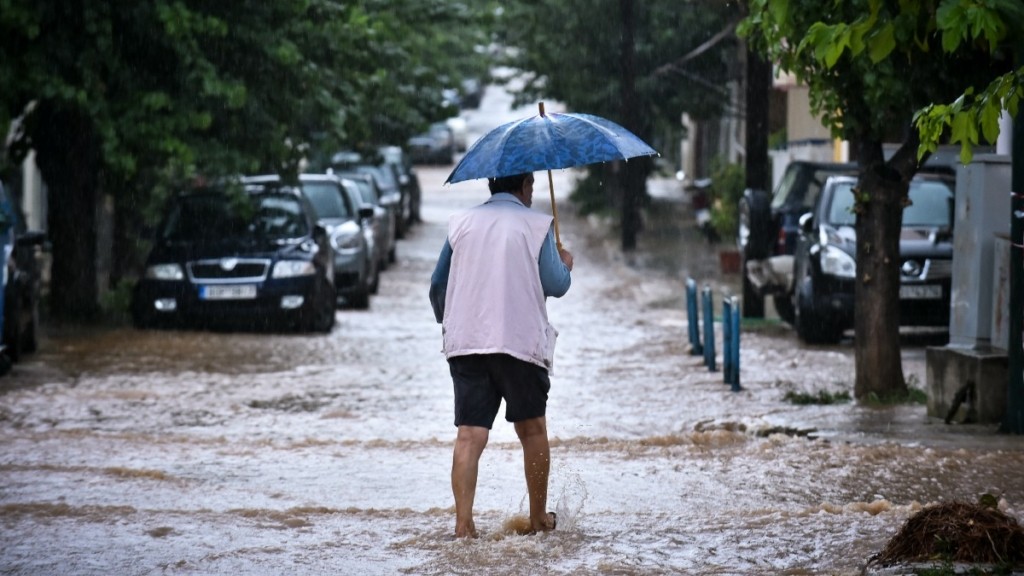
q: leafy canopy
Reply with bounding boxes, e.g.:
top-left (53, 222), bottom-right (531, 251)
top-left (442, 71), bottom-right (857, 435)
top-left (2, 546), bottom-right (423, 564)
top-left (0, 0), bottom-right (494, 182)
top-left (498, 0), bottom-right (742, 133)
top-left (738, 0), bottom-right (1022, 163)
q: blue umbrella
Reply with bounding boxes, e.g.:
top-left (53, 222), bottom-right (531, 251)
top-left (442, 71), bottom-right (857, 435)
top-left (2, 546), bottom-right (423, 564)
top-left (446, 103), bottom-right (657, 246)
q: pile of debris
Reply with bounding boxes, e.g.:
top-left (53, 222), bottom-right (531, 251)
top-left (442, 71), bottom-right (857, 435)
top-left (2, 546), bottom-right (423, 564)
top-left (868, 500), bottom-right (1024, 570)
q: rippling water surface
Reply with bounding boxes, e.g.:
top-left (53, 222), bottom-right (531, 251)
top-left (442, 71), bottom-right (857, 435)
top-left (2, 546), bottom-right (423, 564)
top-left (3, 104), bottom-right (1023, 575)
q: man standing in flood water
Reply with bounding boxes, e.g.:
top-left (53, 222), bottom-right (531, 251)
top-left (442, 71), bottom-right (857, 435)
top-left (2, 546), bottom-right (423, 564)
top-left (430, 172), bottom-right (573, 538)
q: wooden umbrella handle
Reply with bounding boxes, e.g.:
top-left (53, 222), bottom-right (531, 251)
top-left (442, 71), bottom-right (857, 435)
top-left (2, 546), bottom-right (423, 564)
top-left (538, 102), bottom-right (562, 249)
top-left (547, 168), bottom-right (561, 250)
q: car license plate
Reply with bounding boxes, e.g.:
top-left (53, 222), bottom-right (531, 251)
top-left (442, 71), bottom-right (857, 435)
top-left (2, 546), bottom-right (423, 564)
top-left (900, 284), bottom-right (941, 300)
top-left (199, 284), bottom-right (257, 300)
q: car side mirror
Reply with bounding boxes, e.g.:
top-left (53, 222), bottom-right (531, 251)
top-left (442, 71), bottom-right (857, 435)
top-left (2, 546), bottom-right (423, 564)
top-left (798, 212), bottom-right (814, 235)
top-left (313, 223), bottom-right (329, 240)
top-left (358, 206), bottom-right (375, 220)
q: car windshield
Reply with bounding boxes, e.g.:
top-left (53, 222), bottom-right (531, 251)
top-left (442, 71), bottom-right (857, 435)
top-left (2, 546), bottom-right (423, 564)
top-left (160, 191), bottom-right (309, 242)
top-left (904, 179), bottom-right (953, 227)
top-left (825, 179), bottom-right (953, 228)
top-left (356, 165), bottom-right (396, 190)
top-left (301, 182), bottom-right (351, 220)
top-left (349, 179), bottom-right (377, 205)
top-left (825, 182), bottom-right (857, 226)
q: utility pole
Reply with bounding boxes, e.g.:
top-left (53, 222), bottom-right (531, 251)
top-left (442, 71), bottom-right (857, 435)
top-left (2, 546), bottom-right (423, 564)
top-left (619, 0), bottom-right (640, 251)
top-left (744, 45), bottom-right (771, 193)
top-left (1005, 101), bottom-right (1023, 434)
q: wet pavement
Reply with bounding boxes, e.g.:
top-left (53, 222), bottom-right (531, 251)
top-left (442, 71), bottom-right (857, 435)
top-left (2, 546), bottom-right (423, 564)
top-left (1, 89), bottom-right (1023, 575)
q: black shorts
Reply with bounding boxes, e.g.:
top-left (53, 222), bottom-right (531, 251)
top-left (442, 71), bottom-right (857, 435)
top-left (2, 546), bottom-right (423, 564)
top-left (449, 353), bottom-right (550, 428)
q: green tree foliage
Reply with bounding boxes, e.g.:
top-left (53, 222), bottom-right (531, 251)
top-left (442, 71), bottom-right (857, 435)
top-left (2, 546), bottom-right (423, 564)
top-left (0, 0), bottom-right (492, 320)
top-left (495, 0), bottom-right (743, 248)
top-left (912, 1), bottom-right (1024, 161)
top-left (500, 0), bottom-right (737, 131)
top-left (739, 0), bottom-right (1017, 399)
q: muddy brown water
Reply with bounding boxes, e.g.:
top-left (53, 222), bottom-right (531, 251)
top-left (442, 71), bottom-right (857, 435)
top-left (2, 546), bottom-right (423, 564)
top-left (1, 163), bottom-right (1022, 575)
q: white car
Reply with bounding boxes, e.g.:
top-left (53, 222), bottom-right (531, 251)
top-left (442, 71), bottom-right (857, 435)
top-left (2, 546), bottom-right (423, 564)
top-left (446, 116), bottom-right (468, 152)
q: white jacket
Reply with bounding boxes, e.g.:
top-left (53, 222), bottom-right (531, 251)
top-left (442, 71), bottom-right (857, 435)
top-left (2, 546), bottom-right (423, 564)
top-left (442, 195), bottom-right (557, 370)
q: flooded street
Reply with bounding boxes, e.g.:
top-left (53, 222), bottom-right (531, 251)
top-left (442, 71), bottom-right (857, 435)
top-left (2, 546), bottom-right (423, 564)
top-left (3, 91), bottom-right (1024, 575)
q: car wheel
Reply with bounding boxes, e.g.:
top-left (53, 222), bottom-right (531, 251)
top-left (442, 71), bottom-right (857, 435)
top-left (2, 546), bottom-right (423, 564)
top-left (21, 298), bottom-right (38, 354)
top-left (348, 289), bottom-right (370, 310)
top-left (395, 210), bottom-right (407, 239)
top-left (738, 191), bottom-right (773, 260)
top-left (314, 288), bottom-right (336, 333)
top-left (4, 301), bottom-right (22, 362)
top-left (368, 258), bottom-right (380, 295)
top-left (794, 276), bottom-right (842, 345)
top-left (132, 310), bottom-right (154, 330)
top-left (348, 269), bottom-right (371, 309)
top-left (131, 300), bottom-right (170, 330)
top-left (301, 280), bottom-right (336, 333)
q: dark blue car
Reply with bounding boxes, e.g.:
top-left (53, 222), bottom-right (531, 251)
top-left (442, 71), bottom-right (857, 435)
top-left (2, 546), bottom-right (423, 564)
top-left (791, 172), bottom-right (955, 344)
top-left (131, 183), bottom-right (336, 333)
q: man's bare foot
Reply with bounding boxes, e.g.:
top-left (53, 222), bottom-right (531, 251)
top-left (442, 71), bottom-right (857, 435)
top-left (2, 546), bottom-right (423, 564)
top-left (454, 521), bottom-right (478, 539)
top-left (529, 511), bottom-right (557, 534)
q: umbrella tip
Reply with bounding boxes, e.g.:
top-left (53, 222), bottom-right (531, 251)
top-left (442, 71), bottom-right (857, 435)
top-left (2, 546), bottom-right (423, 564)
top-left (538, 102), bottom-right (545, 117)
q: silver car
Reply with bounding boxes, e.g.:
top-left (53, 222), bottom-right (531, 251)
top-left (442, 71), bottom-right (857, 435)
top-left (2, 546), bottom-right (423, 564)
top-left (336, 171), bottom-right (397, 269)
top-left (243, 174), bottom-right (376, 309)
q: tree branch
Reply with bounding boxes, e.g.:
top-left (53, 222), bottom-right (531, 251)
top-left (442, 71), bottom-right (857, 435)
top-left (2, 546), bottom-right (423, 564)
top-left (649, 15), bottom-right (743, 80)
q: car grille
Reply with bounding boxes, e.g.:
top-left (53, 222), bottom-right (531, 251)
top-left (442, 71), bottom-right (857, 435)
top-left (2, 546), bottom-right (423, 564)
top-left (188, 258), bottom-right (270, 283)
top-left (924, 258), bottom-right (952, 280)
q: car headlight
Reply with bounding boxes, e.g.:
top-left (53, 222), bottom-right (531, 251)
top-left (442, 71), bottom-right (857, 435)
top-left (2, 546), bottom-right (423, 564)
top-left (819, 245), bottom-right (856, 278)
top-left (331, 229), bottom-right (364, 250)
top-left (145, 263), bottom-right (184, 281)
top-left (272, 260), bottom-right (316, 278)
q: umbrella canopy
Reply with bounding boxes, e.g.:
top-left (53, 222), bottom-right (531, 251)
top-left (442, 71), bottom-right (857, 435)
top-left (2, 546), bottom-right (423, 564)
top-left (445, 106), bottom-right (657, 184)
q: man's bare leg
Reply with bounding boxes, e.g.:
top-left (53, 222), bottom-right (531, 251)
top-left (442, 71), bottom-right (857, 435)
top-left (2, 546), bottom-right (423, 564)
top-left (514, 416), bottom-right (555, 532)
top-left (452, 425), bottom-right (489, 537)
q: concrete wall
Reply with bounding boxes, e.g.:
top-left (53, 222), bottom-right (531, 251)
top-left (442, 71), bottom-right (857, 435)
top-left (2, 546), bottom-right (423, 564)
top-left (927, 155), bottom-right (1012, 424)
top-left (786, 86), bottom-right (832, 142)
top-left (949, 155), bottom-right (1012, 348)
top-left (927, 347), bottom-right (1009, 423)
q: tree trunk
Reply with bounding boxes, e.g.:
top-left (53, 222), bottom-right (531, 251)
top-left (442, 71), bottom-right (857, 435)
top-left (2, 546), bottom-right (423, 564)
top-left (31, 101), bottom-right (102, 322)
top-left (110, 175), bottom-right (147, 287)
top-left (744, 45), bottom-right (771, 193)
top-left (853, 140), bottom-right (908, 399)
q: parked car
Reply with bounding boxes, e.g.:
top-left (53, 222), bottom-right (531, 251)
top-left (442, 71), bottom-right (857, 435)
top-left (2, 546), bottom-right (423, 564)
top-left (379, 145), bottom-right (422, 225)
top-left (407, 122), bottom-right (455, 165)
top-left (458, 77), bottom-right (484, 110)
top-left (446, 116), bottom-right (469, 152)
top-left (245, 174), bottom-right (376, 309)
top-left (335, 171), bottom-right (397, 269)
top-left (738, 161), bottom-right (858, 321)
top-left (0, 181), bottom-right (45, 366)
top-left (331, 150), bottom-right (412, 239)
top-left (4, 229), bottom-right (46, 363)
top-left (791, 173), bottom-right (956, 344)
top-left (131, 179), bottom-right (337, 332)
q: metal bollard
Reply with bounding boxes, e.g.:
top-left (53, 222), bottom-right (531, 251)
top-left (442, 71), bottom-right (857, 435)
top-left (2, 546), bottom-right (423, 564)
top-left (701, 285), bottom-right (716, 372)
top-left (722, 295), bottom-right (733, 384)
top-left (686, 278), bottom-right (702, 355)
top-left (730, 296), bottom-right (742, 391)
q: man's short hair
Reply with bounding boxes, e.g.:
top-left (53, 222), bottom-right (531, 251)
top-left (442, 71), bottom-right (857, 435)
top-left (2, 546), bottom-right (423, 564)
top-left (488, 173), bottom-right (530, 195)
